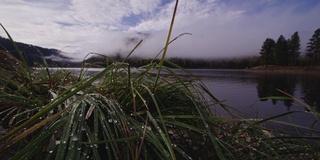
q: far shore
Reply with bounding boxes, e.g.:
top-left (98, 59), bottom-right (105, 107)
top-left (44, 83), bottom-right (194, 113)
top-left (247, 65), bottom-right (320, 72)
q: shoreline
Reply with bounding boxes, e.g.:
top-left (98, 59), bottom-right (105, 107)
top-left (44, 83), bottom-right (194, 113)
top-left (247, 65), bottom-right (320, 73)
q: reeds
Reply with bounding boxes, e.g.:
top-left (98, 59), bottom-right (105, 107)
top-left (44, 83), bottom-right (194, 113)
top-left (1, 0), bottom-right (320, 159)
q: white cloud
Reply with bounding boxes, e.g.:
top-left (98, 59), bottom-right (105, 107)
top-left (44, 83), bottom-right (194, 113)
top-left (0, 0), bottom-right (319, 60)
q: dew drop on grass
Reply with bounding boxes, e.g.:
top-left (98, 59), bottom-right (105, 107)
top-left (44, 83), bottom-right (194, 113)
top-left (108, 119), bottom-right (113, 123)
top-left (113, 119), bottom-right (118, 124)
top-left (49, 150), bottom-right (53, 153)
top-left (71, 136), bottom-right (78, 141)
top-left (164, 150), bottom-right (170, 157)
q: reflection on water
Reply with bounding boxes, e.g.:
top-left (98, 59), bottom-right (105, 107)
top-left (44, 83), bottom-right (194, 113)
top-left (256, 73), bottom-right (296, 111)
top-left (255, 71), bottom-right (320, 113)
top-left (301, 77), bottom-right (320, 113)
top-left (186, 69), bottom-right (320, 113)
top-left (187, 69), bottom-right (320, 134)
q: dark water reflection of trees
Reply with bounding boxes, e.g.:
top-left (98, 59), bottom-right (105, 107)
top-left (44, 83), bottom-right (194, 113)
top-left (301, 77), bottom-right (320, 112)
top-left (256, 72), bottom-right (320, 112)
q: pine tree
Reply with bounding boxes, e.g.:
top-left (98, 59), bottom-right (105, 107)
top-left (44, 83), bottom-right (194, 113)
top-left (274, 35), bottom-right (289, 66)
top-left (259, 38), bottom-right (275, 66)
top-left (288, 31), bottom-right (301, 66)
top-left (307, 28), bottom-right (320, 65)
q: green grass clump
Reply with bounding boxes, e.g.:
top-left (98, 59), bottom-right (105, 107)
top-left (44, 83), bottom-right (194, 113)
top-left (1, 1), bottom-right (320, 159)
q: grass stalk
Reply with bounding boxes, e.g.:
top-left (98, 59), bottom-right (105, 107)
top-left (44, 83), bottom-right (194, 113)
top-left (154, 0), bottom-right (179, 91)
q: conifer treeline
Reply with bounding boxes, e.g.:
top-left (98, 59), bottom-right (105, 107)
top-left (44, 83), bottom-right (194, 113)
top-left (259, 28), bottom-right (320, 66)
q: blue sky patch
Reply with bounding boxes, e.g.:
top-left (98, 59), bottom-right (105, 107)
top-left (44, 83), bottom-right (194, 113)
top-left (121, 13), bottom-right (143, 26)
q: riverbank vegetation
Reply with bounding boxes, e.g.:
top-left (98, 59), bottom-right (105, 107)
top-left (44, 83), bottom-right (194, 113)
top-left (1, 1), bottom-right (320, 159)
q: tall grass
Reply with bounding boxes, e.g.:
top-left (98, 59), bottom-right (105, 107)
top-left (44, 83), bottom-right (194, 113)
top-left (1, 0), bottom-right (320, 159)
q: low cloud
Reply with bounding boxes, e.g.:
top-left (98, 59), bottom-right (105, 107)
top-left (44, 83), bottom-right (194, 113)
top-left (0, 0), bottom-right (319, 60)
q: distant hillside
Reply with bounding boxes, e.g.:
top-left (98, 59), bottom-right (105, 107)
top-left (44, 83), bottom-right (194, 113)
top-left (0, 36), bottom-right (70, 66)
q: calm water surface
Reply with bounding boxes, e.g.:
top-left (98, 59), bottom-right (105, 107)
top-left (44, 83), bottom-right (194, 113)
top-left (185, 69), bottom-right (320, 134)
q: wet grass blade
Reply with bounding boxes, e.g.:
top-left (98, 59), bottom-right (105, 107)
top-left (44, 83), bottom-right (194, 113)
top-left (0, 23), bottom-right (31, 79)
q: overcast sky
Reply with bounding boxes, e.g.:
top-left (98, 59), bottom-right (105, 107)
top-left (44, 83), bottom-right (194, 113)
top-left (1, 0), bottom-right (320, 60)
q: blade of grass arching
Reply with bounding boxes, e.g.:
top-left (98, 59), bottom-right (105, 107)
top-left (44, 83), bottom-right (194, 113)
top-left (152, 33), bottom-right (192, 62)
top-left (164, 120), bottom-right (205, 134)
top-left (0, 43), bottom-right (8, 51)
top-left (0, 104), bottom-right (69, 153)
top-left (142, 84), bottom-right (176, 159)
top-left (32, 47), bottom-right (52, 85)
top-left (0, 65), bottom-right (112, 144)
top-left (83, 123), bottom-right (101, 159)
top-left (64, 102), bottom-right (86, 160)
top-left (55, 94), bottom-right (94, 159)
top-left (0, 23), bottom-right (31, 79)
top-left (95, 107), bottom-right (120, 160)
top-left (11, 117), bottom-right (67, 160)
top-left (159, 63), bottom-right (240, 118)
top-left (269, 135), bottom-right (320, 140)
top-left (0, 93), bottom-right (34, 105)
top-left (247, 110), bottom-right (304, 128)
top-left (56, 100), bottom-right (84, 159)
top-left (0, 74), bottom-right (32, 94)
top-left (259, 96), bottom-right (293, 101)
top-left (154, 0), bottom-right (179, 91)
top-left (254, 118), bottom-right (320, 134)
top-left (147, 111), bottom-right (174, 160)
top-left (89, 96), bottom-right (130, 159)
top-left (196, 112), bottom-right (227, 159)
top-left (310, 120), bottom-right (319, 136)
top-left (171, 145), bottom-right (193, 160)
top-left (197, 83), bottom-right (246, 117)
top-left (133, 114), bottom-right (149, 160)
top-left (122, 39), bottom-right (143, 63)
top-left (79, 52), bottom-right (107, 80)
top-left (179, 82), bottom-right (227, 159)
top-left (277, 89), bottom-right (320, 121)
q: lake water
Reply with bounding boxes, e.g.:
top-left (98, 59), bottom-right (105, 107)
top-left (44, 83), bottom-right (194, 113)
top-left (184, 69), bottom-right (320, 135)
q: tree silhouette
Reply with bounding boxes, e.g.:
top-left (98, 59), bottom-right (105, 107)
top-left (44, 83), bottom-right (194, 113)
top-left (306, 28), bottom-right (320, 65)
top-left (288, 31), bottom-right (301, 66)
top-left (274, 35), bottom-right (289, 66)
top-left (259, 38), bottom-right (275, 66)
